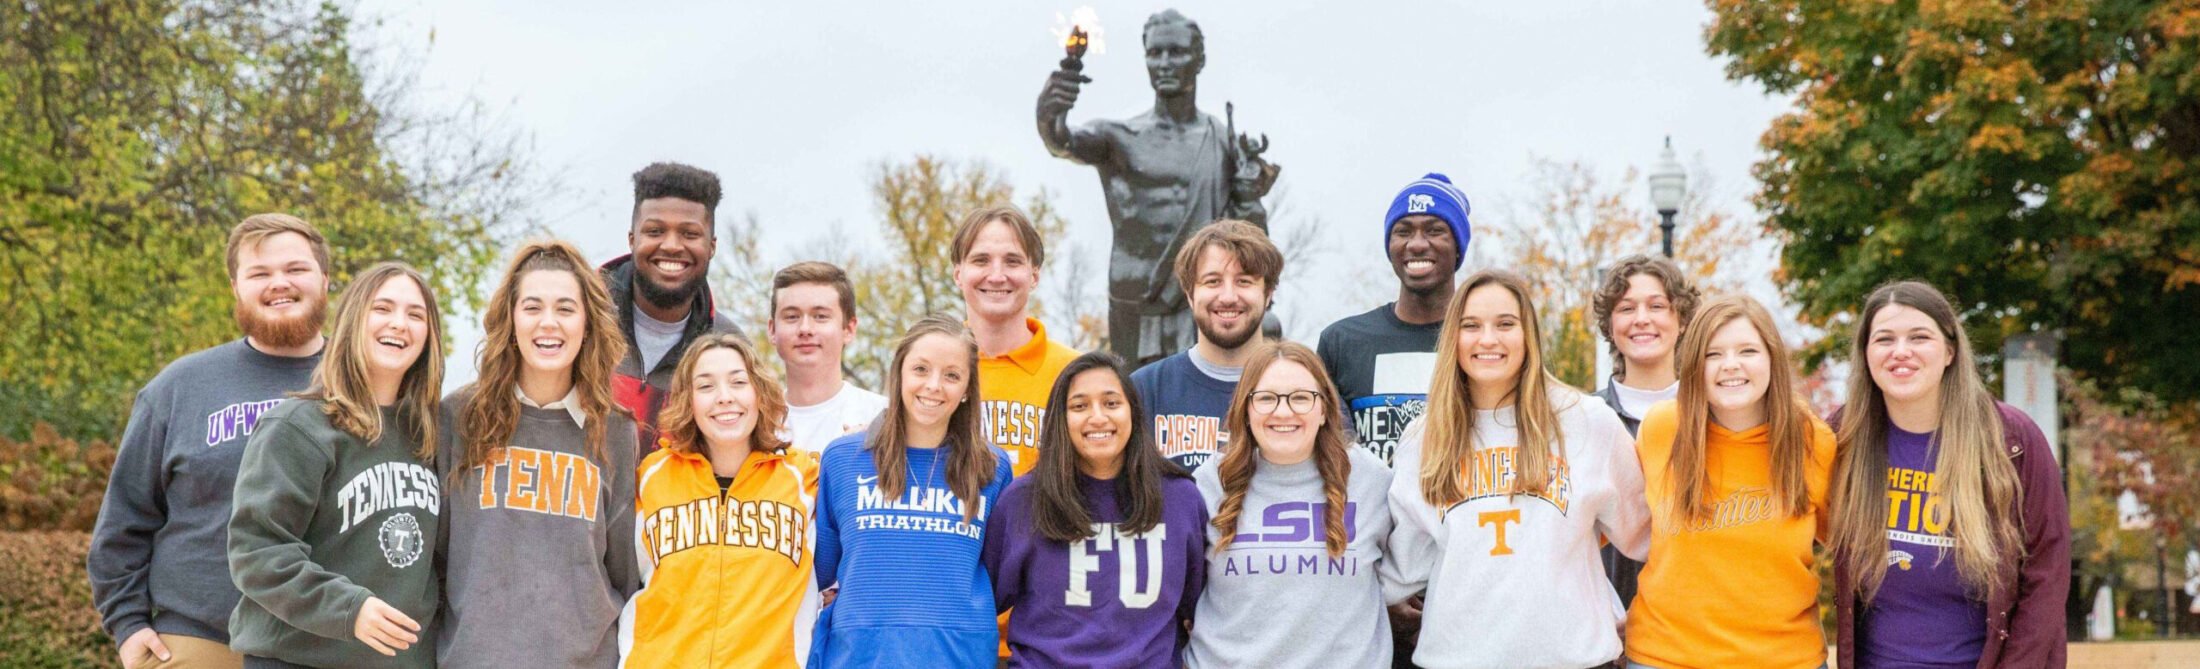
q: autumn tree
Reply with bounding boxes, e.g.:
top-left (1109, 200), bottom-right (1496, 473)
top-left (714, 155), bottom-right (1097, 388)
top-left (0, 0), bottom-right (537, 440)
top-left (1707, 0), bottom-right (2200, 402)
top-left (1480, 158), bottom-right (1759, 389)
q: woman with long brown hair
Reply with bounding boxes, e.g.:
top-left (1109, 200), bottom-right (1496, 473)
top-left (1827, 281), bottom-right (2068, 668)
top-left (227, 262), bottom-right (446, 668)
top-left (810, 314), bottom-right (1014, 668)
top-left (1622, 295), bottom-right (1836, 669)
top-left (626, 332), bottom-right (820, 668)
top-left (1185, 341), bottom-right (1394, 669)
top-left (981, 351), bottom-right (1206, 667)
top-left (1380, 270), bottom-right (1650, 669)
top-left (434, 241), bottom-right (637, 668)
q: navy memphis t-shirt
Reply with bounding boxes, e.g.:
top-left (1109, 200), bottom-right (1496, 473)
top-left (1316, 303), bottom-right (1440, 466)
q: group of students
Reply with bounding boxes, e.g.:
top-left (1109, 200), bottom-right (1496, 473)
top-left (86, 163), bottom-right (2069, 669)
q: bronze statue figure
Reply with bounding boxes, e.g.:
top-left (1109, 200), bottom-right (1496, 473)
top-left (1039, 9), bottom-right (1280, 365)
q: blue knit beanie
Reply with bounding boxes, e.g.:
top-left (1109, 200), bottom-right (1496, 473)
top-left (1384, 173), bottom-right (1472, 268)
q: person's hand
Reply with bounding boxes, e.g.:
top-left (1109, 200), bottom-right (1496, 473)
top-left (353, 597), bottom-right (420, 657)
top-left (119, 628), bottom-right (171, 668)
top-left (1388, 594), bottom-right (1425, 637)
top-left (819, 585), bottom-right (839, 609)
top-left (1039, 69), bottom-right (1091, 118)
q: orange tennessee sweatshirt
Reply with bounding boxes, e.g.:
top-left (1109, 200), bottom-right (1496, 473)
top-left (1626, 400), bottom-right (1836, 669)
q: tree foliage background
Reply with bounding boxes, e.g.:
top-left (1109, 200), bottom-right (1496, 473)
top-left (0, 0), bottom-right (541, 441)
top-left (714, 155), bottom-right (1093, 389)
top-left (1478, 158), bottom-right (1761, 389)
top-left (1707, 0), bottom-right (2200, 403)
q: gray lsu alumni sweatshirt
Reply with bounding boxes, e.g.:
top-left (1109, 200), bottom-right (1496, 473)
top-left (88, 339), bottom-right (321, 644)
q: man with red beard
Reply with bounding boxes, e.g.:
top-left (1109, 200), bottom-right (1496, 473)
top-left (89, 213), bottom-right (332, 669)
top-left (602, 162), bottom-right (742, 456)
top-left (1130, 220), bottom-right (1282, 471)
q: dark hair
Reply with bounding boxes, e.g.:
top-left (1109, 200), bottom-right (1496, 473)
top-left (951, 205), bottom-right (1046, 269)
top-left (631, 162), bottom-right (722, 226)
top-left (1028, 352), bottom-right (1188, 543)
top-left (771, 261), bottom-right (857, 321)
top-left (1591, 254), bottom-right (1701, 375)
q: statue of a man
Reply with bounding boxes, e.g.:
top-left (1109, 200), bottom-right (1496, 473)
top-left (1039, 8), bottom-right (1279, 365)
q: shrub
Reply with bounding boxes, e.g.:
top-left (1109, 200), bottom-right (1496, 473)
top-left (0, 424), bottom-right (114, 532)
top-left (0, 531), bottom-right (107, 667)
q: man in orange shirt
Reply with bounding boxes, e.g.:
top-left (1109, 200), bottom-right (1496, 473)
top-left (951, 205), bottom-right (1080, 477)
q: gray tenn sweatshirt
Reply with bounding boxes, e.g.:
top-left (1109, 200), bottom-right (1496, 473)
top-left (433, 387), bottom-right (639, 669)
top-left (1187, 446), bottom-right (1395, 669)
top-left (88, 338), bottom-right (321, 644)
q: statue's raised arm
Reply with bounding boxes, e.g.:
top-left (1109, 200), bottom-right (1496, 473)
top-left (1035, 9), bottom-right (1282, 365)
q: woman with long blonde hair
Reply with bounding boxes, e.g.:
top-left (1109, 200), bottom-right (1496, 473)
top-left (1622, 295), bottom-right (1836, 669)
top-left (810, 315), bottom-right (1014, 668)
top-left (626, 333), bottom-right (820, 668)
top-left (227, 262), bottom-right (447, 668)
top-left (1380, 270), bottom-right (1650, 669)
top-left (1827, 281), bottom-right (2068, 668)
top-left (434, 241), bottom-right (637, 668)
top-left (1185, 341), bottom-right (1393, 669)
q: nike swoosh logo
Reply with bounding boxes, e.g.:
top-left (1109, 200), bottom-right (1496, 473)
top-left (857, 475), bottom-right (879, 484)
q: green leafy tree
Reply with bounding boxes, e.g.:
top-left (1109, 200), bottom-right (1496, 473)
top-left (1707, 0), bottom-right (2200, 400)
top-left (0, 0), bottom-right (535, 440)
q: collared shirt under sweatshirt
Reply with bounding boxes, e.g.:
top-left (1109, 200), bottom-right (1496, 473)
top-left (434, 386), bottom-right (639, 668)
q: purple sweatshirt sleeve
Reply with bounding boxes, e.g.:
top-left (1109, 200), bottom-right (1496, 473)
top-left (1177, 486), bottom-right (1208, 629)
top-left (984, 480), bottom-right (1028, 614)
top-left (1997, 405), bottom-right (2069, 668)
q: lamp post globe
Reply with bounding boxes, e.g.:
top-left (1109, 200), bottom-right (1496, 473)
top-left (1648, 136), bottom-right (1687, 258)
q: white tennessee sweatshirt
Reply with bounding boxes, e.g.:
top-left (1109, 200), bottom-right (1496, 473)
top-left (1380, 388), bottom-right (1652, 669)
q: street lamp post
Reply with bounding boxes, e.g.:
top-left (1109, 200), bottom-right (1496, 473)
top-left (1648, 136), bottom-right (1687, 258)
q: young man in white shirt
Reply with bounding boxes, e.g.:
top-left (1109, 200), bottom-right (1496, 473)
top-left (769, 261), bottom-right (886, 453)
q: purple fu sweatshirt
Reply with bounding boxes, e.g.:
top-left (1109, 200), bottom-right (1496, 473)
top-left (982, 472), bottom-right (1208, 668)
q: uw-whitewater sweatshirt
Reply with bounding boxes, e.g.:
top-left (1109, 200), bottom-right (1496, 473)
top-left (1381, 389), bottom-right (1652, 669)
top-left (1187, 447), bottom-right (1395, 669)
top-left (226, 400), bottom-right (440, 669)
top-left (982, 472), bottom-right (1208, 668)
top-left (433, 388), bottom-right (639, 668)
top-left (811, 433), bottom-right (1015, 668)
top-left (89, 338), bottom-right (320, 645)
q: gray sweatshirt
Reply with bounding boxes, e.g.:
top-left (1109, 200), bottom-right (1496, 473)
top-left (88, 338), bottom-right (320, 644)
top-left (433, 387), bottom-right (639, 669)
top-left (227, 400), bottom-right (441, 669)
top-left (1187, 447), bottom-right (1394, 669)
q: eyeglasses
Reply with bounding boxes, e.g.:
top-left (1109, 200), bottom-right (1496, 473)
top-left (1249, 390), bottom-right (1324, 415)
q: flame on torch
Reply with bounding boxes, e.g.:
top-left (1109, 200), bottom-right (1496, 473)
top-left (1049, 7), bottom-right (1106, 57)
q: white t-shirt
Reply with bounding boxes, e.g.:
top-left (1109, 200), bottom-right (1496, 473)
top-left (1611, 380), bottom-right (1678, 421)
top-left (783, 381), bottom-right (888, 453)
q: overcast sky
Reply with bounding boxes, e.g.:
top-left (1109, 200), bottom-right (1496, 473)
top-left (356, 1), bottom-right (1792, 388)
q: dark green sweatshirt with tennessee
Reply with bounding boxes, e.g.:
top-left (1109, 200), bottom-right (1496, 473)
top-left (226, 399), bottom-right (440, 669)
